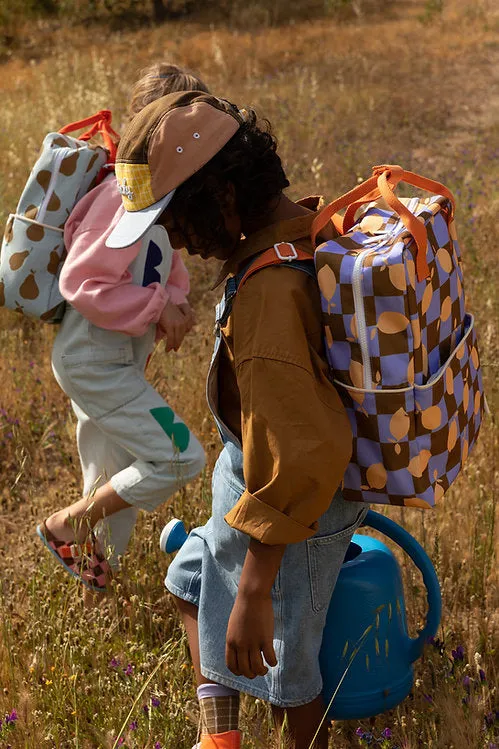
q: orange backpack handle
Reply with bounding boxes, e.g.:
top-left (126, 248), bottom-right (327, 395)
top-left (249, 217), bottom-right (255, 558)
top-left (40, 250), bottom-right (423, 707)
top-left (59, 109), bottom-right (120, 165)
top-left (312, 165), bottom-right (456, 282)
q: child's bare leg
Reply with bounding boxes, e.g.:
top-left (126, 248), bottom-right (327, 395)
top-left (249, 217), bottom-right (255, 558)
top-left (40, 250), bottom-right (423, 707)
top-left (45, 481), bottom-right (130, 544)
top-left (174, 595), bottom-right (213, 686)
top-left (174, 597), bottom-right (326, 746)
top-left (272, 697), bottom-right (329, 749)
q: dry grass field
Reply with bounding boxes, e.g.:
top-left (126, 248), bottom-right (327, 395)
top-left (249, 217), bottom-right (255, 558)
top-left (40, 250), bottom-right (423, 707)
top-left (0, 0), bottom-right (498, 746)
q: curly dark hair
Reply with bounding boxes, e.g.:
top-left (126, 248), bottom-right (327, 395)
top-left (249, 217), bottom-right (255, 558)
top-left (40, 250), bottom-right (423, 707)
top-left (168, 106), bottom-right (289, 256)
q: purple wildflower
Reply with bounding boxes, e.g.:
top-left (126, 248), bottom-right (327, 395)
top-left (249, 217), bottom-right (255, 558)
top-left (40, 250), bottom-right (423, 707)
top-left (356, 728), bottom-right (364, 736)
top-left (356, 731), bottom-right (373, 744)
top-left (452, 645), bottom-right (465, 661)
top-left (479, 668), bottom-right (486, 682)
top-left (109, 657), bottom-right (120, 669)
top-left (6, 433), bottom-right (13, 439)
top-left (142, 704), bottom-right (149, 714)
top-left (154, 744), bottom-right (162, 749)
top-left (151, 696), bottom-right (160, 708)
top-left (117, 739), bottom-right (125, 747)
top-left (123, 663), bottom-right (133, 676)
top-left (485, 712), bottom-right (497, 728)
top-left (381, 727), bottom-right (393, 739)
top-left (5, 710), bottom-right (17, 724)
top-left (463, 675), bottom-right (471, 692)
top-left (423, 693), bottom-right (433, 704)
top-left (129, 721), bottom-right (137, 731)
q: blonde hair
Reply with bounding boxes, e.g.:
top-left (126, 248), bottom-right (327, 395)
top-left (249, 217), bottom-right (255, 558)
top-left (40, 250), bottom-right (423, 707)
top-left (127, 62), bottom-right (210, 120)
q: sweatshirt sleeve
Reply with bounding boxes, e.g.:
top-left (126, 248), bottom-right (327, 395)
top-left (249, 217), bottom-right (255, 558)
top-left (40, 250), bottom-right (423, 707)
top-left (223, 268), bottom-right (353, 545)
top-left (164, 250), bottom-right (190, 306)
top-left (60, 181), bottom-right (167, 337)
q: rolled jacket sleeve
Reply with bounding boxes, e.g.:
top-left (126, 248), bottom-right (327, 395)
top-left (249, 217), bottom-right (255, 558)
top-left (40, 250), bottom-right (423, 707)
top-left (223, 267), bottom-right (353, 545)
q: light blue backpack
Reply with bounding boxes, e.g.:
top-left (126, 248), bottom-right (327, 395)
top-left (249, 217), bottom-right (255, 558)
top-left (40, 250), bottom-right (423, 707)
top-left (0, 110), bottom-right (118, 322)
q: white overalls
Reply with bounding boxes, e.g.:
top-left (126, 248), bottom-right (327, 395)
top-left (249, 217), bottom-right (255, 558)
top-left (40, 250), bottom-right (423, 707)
top-left (51, 226), bottom-right (205, 567)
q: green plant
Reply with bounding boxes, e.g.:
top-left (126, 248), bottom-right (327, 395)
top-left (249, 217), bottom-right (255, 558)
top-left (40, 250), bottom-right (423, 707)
top-left (418, 0), bottom-right (444, 25)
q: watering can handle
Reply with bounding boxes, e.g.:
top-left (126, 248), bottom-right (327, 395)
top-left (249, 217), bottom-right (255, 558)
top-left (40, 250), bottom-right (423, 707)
top-left (362, 510), bottom-right (442, 663)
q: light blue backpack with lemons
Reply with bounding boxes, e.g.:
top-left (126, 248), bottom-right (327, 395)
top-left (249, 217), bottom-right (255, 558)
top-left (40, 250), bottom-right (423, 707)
top-left (0, 110), bottom-right (118, 323)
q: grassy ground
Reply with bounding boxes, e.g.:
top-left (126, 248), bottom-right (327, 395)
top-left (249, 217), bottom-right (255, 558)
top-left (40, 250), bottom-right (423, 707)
top-left (0, 0), bottom-right (498, 747)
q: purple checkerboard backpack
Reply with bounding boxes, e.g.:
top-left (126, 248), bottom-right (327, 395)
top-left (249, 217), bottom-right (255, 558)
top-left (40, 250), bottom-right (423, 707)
top-left (308, 164), bottom-right (485, 508)
top-left (239, 165), bottom-right (484, 509)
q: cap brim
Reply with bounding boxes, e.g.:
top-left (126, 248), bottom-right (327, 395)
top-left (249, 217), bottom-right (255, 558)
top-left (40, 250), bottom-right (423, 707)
top-left (105, 190), bottom-right (176, 249)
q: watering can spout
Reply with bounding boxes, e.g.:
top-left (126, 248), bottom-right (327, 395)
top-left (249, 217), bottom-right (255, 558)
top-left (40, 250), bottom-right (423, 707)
top-left (363, 511), bottom-right (442, 663)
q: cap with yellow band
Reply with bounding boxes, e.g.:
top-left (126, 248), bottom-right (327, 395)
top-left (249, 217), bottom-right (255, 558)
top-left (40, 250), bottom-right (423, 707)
top-left (106, 91), bottom-right (242, 249)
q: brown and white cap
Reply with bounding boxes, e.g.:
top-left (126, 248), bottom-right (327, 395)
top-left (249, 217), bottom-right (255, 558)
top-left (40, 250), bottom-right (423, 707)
top-left (106, 91), bottom-right (242, 249)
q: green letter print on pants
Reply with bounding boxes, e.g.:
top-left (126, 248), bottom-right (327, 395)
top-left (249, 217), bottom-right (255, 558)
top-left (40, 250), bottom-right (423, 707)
top-left (149, 407), bottom-right (190, 453)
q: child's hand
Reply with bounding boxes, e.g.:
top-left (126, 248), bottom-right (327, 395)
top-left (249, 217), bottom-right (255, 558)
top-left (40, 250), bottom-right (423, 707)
top-left (158, 301), bottom-right (194, 352)
top-left (225, 590), bottom-right (277, 679)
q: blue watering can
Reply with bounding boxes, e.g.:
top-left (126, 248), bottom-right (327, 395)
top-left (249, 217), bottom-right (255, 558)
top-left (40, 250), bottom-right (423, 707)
top-left (160, 509), bottom-right (441, 720)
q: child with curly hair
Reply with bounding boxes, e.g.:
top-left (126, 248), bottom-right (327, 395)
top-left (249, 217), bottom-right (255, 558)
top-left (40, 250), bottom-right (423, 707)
top-left (106, 91), bottom-right (366, 748)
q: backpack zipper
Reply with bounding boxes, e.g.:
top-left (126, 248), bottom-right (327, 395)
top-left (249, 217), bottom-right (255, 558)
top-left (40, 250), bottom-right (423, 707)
top-left (350, 198), bottom-right (422, 389)
top-left (37, 149), bottom-right (67, 223)
top-left (352, 247), bottom-right (374, 389)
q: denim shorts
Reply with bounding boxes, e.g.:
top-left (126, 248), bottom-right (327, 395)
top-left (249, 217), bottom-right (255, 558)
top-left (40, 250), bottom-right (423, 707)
top-left (165, 441), bottom-right (367, 707)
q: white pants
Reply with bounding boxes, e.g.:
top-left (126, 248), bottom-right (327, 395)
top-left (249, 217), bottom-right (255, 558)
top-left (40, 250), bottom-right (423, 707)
top-left (51, 306), bottom-right (205, 567)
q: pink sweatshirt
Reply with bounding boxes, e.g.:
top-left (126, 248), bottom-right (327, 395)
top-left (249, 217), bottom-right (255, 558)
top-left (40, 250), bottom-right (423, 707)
top-left (60, 176), bottom-right (189, 337)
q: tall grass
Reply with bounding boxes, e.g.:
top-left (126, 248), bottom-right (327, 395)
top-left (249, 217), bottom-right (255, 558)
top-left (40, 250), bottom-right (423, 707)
top-left (0, 0), bottom-right (498, 746)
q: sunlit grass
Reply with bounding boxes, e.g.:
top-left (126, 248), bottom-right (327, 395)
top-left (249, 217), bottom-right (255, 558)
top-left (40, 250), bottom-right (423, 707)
top-left (0, 0), bottom-right (498, 746)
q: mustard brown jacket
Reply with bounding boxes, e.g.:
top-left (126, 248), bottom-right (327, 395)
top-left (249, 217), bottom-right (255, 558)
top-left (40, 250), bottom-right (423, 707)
top-left (214, 199), bottom-right (353, 545)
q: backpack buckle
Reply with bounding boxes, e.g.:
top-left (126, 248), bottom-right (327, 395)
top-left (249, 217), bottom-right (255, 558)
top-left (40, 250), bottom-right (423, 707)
top-left (274, 242), bottom-right (298, 261)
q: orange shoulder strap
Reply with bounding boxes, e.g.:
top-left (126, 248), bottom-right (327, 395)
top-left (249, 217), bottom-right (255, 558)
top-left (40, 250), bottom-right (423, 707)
top-left (239, 242), bottom-right (313, 288)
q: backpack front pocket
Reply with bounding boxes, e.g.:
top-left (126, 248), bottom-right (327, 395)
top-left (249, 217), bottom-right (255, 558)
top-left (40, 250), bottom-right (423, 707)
top-left (336, 314), bottom-right (484, 507)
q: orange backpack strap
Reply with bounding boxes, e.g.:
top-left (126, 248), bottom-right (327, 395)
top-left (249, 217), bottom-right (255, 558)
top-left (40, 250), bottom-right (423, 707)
top-left (239, 242), bottom-right (314, 288)
top-left (312, 165), bottom-right (456, 283)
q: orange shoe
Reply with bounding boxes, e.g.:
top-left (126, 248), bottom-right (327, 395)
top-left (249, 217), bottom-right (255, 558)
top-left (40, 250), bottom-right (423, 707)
top-left (199, 730), bottom-right (241, 749)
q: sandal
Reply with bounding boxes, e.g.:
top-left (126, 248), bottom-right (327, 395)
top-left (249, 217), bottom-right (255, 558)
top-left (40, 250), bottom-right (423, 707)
top-left (36, 521), bottom-right (110, 592)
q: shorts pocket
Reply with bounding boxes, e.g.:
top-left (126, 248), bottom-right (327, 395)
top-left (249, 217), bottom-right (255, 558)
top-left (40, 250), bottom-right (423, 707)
top-left (306, 507), bottom-right (366, 613)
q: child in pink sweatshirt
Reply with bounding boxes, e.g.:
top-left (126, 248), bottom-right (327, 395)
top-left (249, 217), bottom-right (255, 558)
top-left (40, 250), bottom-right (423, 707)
top-left (36, 64), bottom-right (208, 593)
